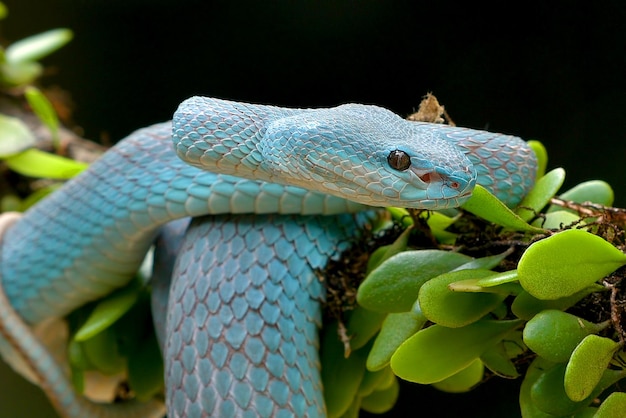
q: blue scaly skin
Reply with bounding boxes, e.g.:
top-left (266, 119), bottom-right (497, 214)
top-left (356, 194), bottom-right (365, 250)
top-left (0, 97), bottom-right (537, 417)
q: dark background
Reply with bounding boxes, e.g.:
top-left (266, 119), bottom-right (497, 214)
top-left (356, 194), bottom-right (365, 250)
top-left (1, 1), bottom-right (625, 417)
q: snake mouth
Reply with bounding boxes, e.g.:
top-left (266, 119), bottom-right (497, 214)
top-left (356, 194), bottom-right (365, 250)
top-left (394, 165), bottom-right (475, 209)
top-left (411, 167), bottom-right (473, 195)
top-left (301, 152), bottom-right (475, 210)
top-left (409, 167), bottom-right (436, 189)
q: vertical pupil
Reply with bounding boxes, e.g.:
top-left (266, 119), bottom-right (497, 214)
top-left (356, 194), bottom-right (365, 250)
top-left (388, 150), bottom-right (411, 171)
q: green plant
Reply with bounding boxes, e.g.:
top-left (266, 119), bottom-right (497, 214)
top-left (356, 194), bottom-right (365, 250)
top-left (0, 2), bottom-right (163, 402)
top-left (323, 141), bottom-right (626, 416)
top-left (0, 3), bottom-right (81, 212)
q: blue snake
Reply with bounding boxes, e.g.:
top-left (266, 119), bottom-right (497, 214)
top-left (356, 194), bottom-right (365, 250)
top-left (0, 97), bottom-right (537, 417)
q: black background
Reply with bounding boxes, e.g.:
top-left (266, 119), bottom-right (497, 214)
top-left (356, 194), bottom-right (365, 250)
top-left (1, 1), bottom-right (625, 417)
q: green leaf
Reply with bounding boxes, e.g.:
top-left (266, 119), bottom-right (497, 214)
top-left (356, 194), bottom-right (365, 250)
top-left (523, 310), bottom-right (608, 363)
top-left (358, 367), bottom-right (393, 397)
top-left (480, 341), bottom-right (520, 379)
top-left (532, 209), bottom-right (581, 230)
top-left (80, 326), bottom-right (126, 375)
top-left (67, 340), bottom-right (88, 393)
top-left (366, 310), bottom-right (427, 371)
top-left (338, 398), bottom-right (361, 418)
top-left (0, 60), bottom-right (42, 86)
top-left (346, 306), bottom-right (386, 352)
top-left (519, 357), bottom-right (558, 418)
top-left (0, 3), bottom-right (8, 20)
top-left (4, 148), bottom-right (88, 179)
top-left (453, 248), bottom-right (513, 272)
top-left (385, 207), bottom-right (413, 228)
top-left (390, 319), bottom-right (522, 384)
top-left (20, 183), bottom-right (61, 209)
top-left (449, 269), bottom-right (519, 291)
top-left (25, 86), bottom-right (60, 148)
top-left (422, 210), bottom-right (458, 244)
top-left (550, 180), bottom-right (615, 210)
top-left (359, 377), bottom-right (399, 414)
top-left (490, 300), bottom-right (509, 319)
top-left (461, 184), bottom-right (545, 233)
top-left (366, 225), bottom-right (412, 273)
top-left (127, 330), bottom-right (164, 402)
top-left (574, 407), bottom-right (599, 418)
top-left (0, 114), bottom-right (36, 156)
top-left (530, 361), bottom-right (626, 416)
top-left (516, 168), bottom-right (566, 221)
top-left (564, 335), bottom-right (620, 402)
top-left (321, 323), bottom-right (370, 418)
top-left (431, 358), bottom-right (484, 393)
top-left (418, 269), bottom-right (507, 328)
top-left (5, 28), bottom-right (73, 63)
top-left (518, 229), bottom-right (626, 299)
top-left (511, 286), bottom-right (603, 320)
top-left (594, 392), bottom-right (626, 418)
top-left (529, 361), bottom-right (577, 415)
top-left (74, 280), bottom-right (141, 341)
top-left (528, 140), bottom-right (547, 179)
top-left (357, 250), bottom-right (472, 313)
top-left (0, 194), bottom-right (21, 212)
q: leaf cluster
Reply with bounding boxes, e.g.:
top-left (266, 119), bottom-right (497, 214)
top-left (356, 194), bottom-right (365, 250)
top-left (0, 4), bottom-right (162, 404)
top-left (323, 140), bottom-right (626, 417)
top-left (0, 3), bottom-right (82, 212)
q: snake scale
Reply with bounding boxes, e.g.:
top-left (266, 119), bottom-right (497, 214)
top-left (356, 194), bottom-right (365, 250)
top-left (0, 97), bottom-right (537, 417)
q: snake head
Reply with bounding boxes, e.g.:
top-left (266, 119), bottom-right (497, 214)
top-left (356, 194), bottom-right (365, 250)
top-left (385, 145), bottom-right (476, 209)
top-left (174, 97), bottom-right (484, 210)
top-left (262, 104), bottom-right (477, 209)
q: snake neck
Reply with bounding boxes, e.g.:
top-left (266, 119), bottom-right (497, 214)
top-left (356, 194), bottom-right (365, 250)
top-left (1, 122), bottom-right (366, 324)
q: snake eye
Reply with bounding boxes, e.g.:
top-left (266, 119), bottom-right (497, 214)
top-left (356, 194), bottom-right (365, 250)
top-left (387, 150), bottom-right (411, 171)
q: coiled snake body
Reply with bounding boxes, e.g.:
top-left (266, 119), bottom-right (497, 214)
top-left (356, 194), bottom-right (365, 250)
top-left (0, 97), bottom-right (537, 417)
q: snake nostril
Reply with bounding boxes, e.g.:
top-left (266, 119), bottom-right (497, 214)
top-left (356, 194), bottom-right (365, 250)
top-left (450, 181), bottom-right (460, 189)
